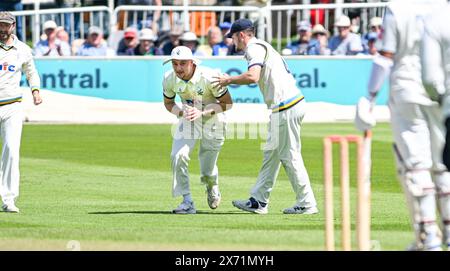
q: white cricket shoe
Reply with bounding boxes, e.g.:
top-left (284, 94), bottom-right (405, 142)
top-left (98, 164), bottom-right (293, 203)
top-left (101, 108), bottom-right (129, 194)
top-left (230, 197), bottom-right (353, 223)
top-left (405, 236), bottom-right (443, 251)
top-left (206, 185), bottom-right (221, 209)
top-left (173, 201), bottom-right (196, 214)
top-left (2, 203), bottom-right (20, 213)
top-left (283, 205), bottom-right (319, 215)
top-left (423, 233), bottom-right (443, 251)
top-left (232, 197), bottom-right (268, 214)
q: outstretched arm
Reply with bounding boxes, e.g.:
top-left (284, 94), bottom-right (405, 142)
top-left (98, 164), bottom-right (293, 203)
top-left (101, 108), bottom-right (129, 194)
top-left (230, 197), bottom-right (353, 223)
top-left (212, 65), bottom-right (261, 88)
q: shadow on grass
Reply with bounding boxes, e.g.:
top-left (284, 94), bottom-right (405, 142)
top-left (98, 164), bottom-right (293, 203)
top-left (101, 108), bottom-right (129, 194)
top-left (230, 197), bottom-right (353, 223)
top-left (88, 210), bottom-right (248, 215)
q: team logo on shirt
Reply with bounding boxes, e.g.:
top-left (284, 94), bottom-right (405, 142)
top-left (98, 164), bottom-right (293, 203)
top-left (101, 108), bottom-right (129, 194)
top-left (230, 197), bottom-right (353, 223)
top-left (196, 87), bottom-right (203, 95)
top-left (2, 62), bottom-right (15, 72)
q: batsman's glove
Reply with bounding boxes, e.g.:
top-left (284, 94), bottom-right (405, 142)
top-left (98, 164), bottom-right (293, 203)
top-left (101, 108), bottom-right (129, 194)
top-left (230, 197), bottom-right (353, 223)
top-left (354, 96), bottom-right (376, 132)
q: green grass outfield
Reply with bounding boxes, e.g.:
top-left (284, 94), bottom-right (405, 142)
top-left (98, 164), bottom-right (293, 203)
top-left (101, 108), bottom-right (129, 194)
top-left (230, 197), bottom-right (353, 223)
top-left (0, 123), bottom-right (415, 251)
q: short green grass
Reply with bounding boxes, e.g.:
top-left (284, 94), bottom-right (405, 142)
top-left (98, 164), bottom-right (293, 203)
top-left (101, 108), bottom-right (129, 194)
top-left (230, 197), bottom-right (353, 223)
top-left (0, 123), bottom-right (416, 250)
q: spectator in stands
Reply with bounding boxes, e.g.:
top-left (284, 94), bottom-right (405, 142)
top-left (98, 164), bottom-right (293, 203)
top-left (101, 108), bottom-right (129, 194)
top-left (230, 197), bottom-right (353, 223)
top-left (363, 16), bottom-right (382, 51)
top-left (126, 28), bottom-right (162, 55)
top-left (116, 27), bottom-right (138, 55)
top-left (34, 20), bottom-right (71, 56)
top-left (76, 26), bottom-right (111, 56)
top-left (217, 21), bottom-right (244, 56)
top-left (55, 26), bottom-right (70, 43)
top-left (350, 19), bottom-right (360, 34)
top-left (285, 20), bottom-right (312, 55)
top-left (345, 0), bottom-right (363, 30)
top-left (179, 31), bottom-right (205, 56)
top-left (362, 31), bottom-right (378, 56)
top-left (218, 22), bottom-right (232, 43)
top-left (307, 24), bottom-right (330, 55)
top-left (212, 22), bottom-right (232, 56)
top-left (56, 0), bottom-right (82, 40)
top-left (197, 26), bottom-right (222, 56)
top-left (162, 24), bottom-right (184, 55)
top-left (118, 0), bottom-right (162, 34)
top-left (368, 16), bottom-right (382, 38)
top-left (328, 15), bottom-right (363, 55)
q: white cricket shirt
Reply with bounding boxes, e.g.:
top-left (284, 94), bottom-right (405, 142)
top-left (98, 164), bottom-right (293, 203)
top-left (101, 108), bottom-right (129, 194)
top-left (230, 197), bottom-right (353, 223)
top-left (381, 0), bottom-right (445, 105)
top-left (421, 3), bottom-right (450, 117)
top-left (0, 35), bottom-right (40, 104)
top-left (163, 65), bottom-right (228, 106)
top-left (245, 37), bottom-right (302, 108)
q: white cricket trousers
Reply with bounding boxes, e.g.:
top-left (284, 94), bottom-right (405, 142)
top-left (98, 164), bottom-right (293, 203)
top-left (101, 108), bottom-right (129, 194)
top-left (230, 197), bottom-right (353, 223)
top-left (390, 99), bottom-right (450, 245)
top-left (171, 116), bottom-right (225, 197)
top-left (250, 101), bottom-right (317, 207)
top-left (0, 102), bottom-right (23, 206)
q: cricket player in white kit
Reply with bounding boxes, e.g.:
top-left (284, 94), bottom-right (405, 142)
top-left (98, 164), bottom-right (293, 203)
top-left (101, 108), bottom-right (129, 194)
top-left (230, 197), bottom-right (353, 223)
top-left (163, 46), bottom-right (232, 214)
top-left (355, 0), bottom-right (450, 250)
top-left (420, 1), bottom-right (450, 250)
top-left (213, 19), bottom-right (317, 215)
top-left (0, 11), bottom-right (42, 213)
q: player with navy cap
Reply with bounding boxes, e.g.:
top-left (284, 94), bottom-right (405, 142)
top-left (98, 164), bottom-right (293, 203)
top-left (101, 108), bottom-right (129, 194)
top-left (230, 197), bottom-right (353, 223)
top-left (213, 19), bottom-right (318, 215)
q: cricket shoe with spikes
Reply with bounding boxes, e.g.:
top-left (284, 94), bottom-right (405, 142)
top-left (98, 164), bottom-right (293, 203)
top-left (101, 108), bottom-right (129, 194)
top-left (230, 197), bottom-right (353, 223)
top-left (283, 205), bottom-right (319, 214)
top-left (232, 197), bottom-right (268, 214)
top-left (2, 203), bottom-right (19, 213)
top-left (173, 201), bottom-right (196, 214)
top-left (206, 185), bottom-right (221, 209)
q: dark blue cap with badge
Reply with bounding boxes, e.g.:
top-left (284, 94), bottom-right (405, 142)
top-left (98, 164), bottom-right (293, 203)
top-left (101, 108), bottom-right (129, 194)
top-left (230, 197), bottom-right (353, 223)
top-left (226, 18), bottom-right (254, 38)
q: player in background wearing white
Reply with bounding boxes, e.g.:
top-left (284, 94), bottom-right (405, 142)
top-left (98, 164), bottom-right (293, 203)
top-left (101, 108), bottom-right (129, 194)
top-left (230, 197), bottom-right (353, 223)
top-left (0, 11), bottom-right (42, 213)
top-left (355, 0), bottom-right (450, 250)
top-left (163, 46), bottom-right (232, 214)
top-left (420, 1), bottom-right (450, 250)
top-left (213, 19), bottom-right (317, 215)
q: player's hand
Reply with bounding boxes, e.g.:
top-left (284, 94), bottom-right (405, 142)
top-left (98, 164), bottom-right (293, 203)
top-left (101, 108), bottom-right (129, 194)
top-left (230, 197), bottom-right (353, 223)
top-left (212, 73), bottom-right (231, 88)
top-left (354, 96), bottom-right (375, 131)
top-left (184, 106), bottom-right (202, 121)
top-left (32, 90), bottom-right (43, 105)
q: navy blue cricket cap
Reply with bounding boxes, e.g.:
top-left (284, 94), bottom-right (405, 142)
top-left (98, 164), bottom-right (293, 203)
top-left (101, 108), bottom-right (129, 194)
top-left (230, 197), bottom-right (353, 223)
top-left (226, 19), bottom-right (254, 38)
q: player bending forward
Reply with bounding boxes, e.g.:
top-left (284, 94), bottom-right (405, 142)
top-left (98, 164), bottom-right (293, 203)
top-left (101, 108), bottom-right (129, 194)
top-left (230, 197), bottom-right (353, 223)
top-left (163, 46), bottom-right (232, 214)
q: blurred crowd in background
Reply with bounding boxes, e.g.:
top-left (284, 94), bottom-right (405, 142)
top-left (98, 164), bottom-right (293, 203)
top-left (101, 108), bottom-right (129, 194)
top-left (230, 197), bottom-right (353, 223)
top-left (1, 0), bottom-right (386, 56)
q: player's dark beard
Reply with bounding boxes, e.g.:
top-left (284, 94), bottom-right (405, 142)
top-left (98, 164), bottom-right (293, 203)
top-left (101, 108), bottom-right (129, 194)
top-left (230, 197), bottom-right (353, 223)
top-left (0, 31), bottom-right (11, 44)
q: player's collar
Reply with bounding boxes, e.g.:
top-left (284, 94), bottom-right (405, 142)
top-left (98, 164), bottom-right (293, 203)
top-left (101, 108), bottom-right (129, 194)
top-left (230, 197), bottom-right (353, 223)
top-left (175, 65), bottom-right (201, 85)
top-left (247, 37), bottom-right (258, 44)
top-left (189, 66), bottom-right (201, 84)
top-left (0, 35), bottom-right (17, 51)
top-left (245, 37), bottom-right (259, 52)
